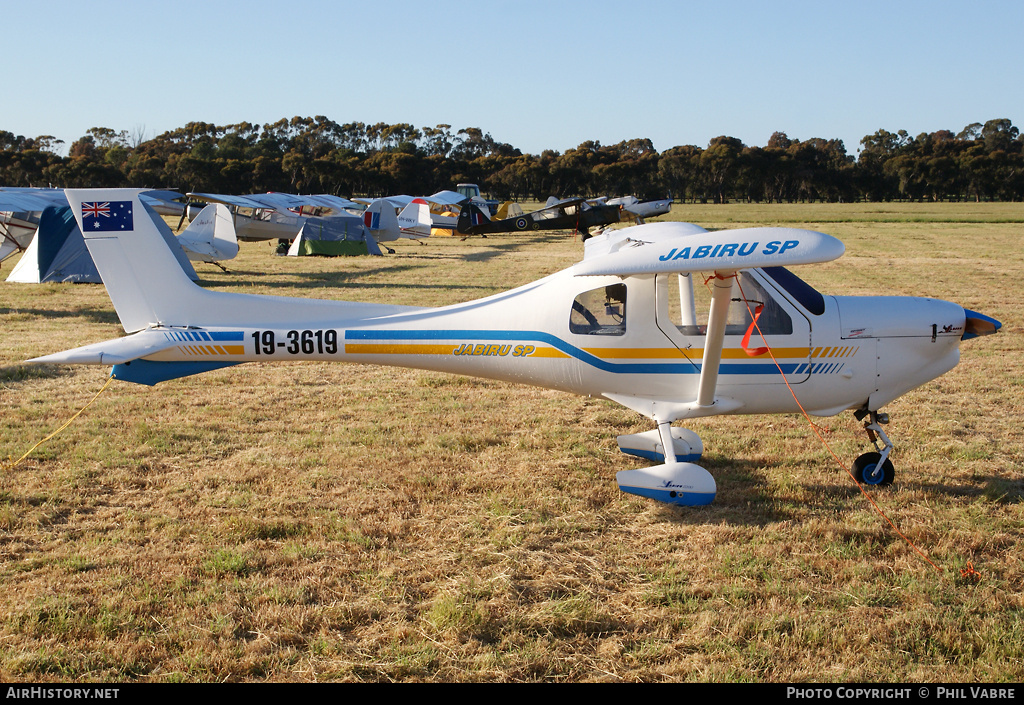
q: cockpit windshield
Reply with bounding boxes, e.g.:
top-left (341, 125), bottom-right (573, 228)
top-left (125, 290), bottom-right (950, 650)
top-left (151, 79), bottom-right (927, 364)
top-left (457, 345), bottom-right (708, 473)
top-left (761, 267), bottom-right (825, 315)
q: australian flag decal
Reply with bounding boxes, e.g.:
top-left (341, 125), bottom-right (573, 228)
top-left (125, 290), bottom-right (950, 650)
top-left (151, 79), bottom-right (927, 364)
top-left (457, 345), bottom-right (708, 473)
top-left (81, 201), bottom-right (133, 231)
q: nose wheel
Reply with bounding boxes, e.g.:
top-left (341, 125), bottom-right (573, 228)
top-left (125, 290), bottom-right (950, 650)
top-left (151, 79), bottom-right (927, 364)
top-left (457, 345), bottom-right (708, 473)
top-left (853, 410), bottom-right (895, 486)
top-left (852, 451), bottom-right (895, 485)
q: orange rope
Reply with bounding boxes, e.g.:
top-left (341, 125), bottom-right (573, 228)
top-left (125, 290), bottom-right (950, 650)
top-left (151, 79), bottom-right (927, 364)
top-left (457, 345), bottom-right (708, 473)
top-left (731, 274), bottom-right (945, 575)
top-left (961, 562), bottom-right (981, 581)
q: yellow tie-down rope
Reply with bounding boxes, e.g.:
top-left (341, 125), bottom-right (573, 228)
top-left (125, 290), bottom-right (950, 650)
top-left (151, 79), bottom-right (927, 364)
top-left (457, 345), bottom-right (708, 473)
top-left (5, 373), bottom-right (115, 471)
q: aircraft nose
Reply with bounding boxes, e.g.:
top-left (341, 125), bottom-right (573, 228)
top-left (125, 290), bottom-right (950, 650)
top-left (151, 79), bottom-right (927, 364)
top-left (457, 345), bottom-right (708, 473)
top-left (962, 309), bottom-right (1002, 340)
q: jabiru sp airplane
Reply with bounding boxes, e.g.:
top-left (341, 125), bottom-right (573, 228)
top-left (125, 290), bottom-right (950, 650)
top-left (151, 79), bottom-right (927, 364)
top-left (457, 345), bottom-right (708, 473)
top-left (28, 189), bottom-right (1001, 506)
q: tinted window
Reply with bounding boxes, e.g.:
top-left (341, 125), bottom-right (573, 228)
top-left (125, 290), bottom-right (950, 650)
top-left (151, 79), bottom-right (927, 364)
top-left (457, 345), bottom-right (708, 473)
top-left (763, 266), bottom-right (825, 315)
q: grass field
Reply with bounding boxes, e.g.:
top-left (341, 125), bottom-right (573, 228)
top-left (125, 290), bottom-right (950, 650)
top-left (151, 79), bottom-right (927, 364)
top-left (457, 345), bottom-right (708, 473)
top-left (0, 202), bottom-right (1021, 682)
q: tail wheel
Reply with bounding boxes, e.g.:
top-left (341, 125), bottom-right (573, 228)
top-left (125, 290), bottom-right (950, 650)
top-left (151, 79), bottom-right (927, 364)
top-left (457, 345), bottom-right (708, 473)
top-left (852, 452), bottom-right (895, 486)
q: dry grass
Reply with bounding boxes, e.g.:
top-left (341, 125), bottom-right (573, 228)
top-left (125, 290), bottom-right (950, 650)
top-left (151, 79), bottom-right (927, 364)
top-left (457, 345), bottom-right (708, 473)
top-left (0, 204), bottom-right (1021, 682)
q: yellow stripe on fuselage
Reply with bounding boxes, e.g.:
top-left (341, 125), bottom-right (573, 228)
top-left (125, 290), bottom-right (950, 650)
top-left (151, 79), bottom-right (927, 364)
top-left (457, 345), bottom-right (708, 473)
top-left (178, 345), bottom-right (244, 356)
top-left (345, 343), bottom-right (457, 355)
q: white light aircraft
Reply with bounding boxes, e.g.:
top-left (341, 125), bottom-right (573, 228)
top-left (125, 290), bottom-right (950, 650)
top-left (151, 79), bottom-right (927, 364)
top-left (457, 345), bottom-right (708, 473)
top-left (601, 195), bottom-right (674, 224)
top-left (184, 192), bottom-right (363, 242)
top-left (29, 189), bottom-right (1001, 506)
top-left (175, 203), bottom-right (239, 267)
top-left (354, 191), bottom-right (469, 236)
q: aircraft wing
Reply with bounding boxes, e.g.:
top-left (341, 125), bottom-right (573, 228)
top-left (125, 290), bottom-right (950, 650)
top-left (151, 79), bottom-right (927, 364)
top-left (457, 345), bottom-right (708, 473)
top-left (188, 192), bottom-right (362, 217)
top-left (426, 190), bottom-right (469, 206)
top-left (573, 222), bottom-right (844, 277)
top-left (1, 188), bottom-right (185, 216)
top-left (581, 221), bottom-right (708, 259)
top-left (0, 188), bottom-right (69, 211)
top-left (543, 196), bottom-right (586, 209)
top-left (187, 192), bottom-right (273, 210)
top-left (577, 221), bottom-right (844, 420)
top-left (303, 194), bottom-right (363, 211)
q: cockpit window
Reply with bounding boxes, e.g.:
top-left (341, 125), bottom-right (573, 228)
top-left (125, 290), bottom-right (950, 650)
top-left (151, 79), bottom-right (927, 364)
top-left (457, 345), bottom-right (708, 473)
top-left (570, 283), bottom-right (627, 335)
top-left (762, 267), bottom-right (825, 315)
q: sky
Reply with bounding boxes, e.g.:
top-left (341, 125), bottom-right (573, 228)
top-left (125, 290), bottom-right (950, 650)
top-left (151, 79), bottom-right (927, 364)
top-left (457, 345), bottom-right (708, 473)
top-left (4, 0), bottom-right (1022, 160)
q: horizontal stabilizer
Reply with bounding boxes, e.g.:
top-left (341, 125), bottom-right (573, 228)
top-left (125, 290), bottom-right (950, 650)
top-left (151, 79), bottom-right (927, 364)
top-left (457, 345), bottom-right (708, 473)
top-left (28, 329), bottom-right (180, 365)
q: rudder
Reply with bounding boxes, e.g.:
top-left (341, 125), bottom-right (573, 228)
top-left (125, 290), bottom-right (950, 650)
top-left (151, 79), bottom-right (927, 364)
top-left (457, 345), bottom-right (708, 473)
top-left (66, 189), bottom-right (204, 333)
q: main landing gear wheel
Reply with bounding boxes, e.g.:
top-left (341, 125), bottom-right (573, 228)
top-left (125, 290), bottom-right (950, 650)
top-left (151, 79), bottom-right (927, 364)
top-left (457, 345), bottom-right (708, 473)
top-left (852, 452), bottom-right (895, 486)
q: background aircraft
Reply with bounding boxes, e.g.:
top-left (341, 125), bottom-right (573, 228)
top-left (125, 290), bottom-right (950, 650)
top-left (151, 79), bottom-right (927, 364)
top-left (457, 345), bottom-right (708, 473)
top-left (184, 192), bottom-right (362, 242)
top-left (456, 197), bottom-right (621, 239)
top-left (187, 191), bottom-right (439, 247)
top-left (175, 203), bottom-right (239, 268)
top-left (29, 189), bottom-right (1001, 508)
top-left (597, 195), bottom-right (673, 224)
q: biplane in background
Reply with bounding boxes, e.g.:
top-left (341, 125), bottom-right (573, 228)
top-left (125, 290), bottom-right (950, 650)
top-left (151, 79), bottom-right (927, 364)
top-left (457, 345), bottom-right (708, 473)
top-left (28, 189), bottom-right (1002, 507)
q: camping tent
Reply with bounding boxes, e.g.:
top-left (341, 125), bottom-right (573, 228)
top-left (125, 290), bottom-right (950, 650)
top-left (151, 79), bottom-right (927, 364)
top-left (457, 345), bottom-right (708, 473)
top-left (287, 214), bottom-right (383, 256)
top-left (6, 205), bottom-right (197, 283)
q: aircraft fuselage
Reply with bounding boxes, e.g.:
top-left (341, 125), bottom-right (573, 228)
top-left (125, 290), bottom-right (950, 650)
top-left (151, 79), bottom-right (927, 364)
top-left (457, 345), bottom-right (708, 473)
top-left (115, 266), bottom-right (966, 424)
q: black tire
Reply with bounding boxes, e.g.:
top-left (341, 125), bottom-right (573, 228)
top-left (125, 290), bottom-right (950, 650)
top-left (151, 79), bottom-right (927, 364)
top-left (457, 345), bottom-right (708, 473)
top-left (852, 452), bottom-right (894, 486)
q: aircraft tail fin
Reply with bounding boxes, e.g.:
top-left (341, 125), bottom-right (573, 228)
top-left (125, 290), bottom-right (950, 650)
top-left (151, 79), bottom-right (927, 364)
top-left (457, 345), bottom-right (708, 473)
top-left (396, 199), bottom-right (432, 238)
top-left (177, 203), bottom-right (239, 261)
top-left (363, 200), bottom-right (401, 242)
top-left (66, 189), bottom-right (205, 333)
top-left (494, 201), bottom-right (523, 220)
top-left (456, 202), bottom-right (490, 234)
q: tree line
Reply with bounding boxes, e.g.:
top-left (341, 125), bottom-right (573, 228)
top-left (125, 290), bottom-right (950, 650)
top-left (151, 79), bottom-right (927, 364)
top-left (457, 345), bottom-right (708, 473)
top-left (1, 118), bottom-right (1021, 203)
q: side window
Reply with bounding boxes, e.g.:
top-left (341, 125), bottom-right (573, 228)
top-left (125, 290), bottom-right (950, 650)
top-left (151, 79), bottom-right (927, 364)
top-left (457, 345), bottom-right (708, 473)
top-left (665, 272), bottom-right (792, 336)
top-left (569, 283), bottom-right (627, 335)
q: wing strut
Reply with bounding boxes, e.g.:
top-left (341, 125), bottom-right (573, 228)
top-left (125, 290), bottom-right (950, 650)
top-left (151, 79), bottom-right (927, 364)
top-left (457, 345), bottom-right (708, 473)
top-left (695, 272), bottom-right (735, 408)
